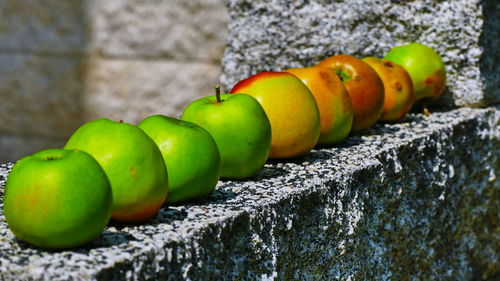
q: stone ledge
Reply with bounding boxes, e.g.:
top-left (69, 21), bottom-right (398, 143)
top-left (0, 106), bottom-right (498, 280)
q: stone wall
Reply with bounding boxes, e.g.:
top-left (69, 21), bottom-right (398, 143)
top-left (0, 0), bottom-right (88, 163)
top-left (221, 0), bottom-right (500, 108)
top-left (0, 0), bottom-right (229, 163)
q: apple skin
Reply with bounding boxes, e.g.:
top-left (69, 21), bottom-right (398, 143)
top-left (138, 115), bottom-right (221, 203)
top-left (362, 57), bottom-right (415, 121)
top-left (384, 43), bottom-right (446, 103)
top-left (286, 66), bottom-right (353, 145)
top-left (64, 118), bottom-right (168, 222)
top-left (181, 93), bottom-right (271, 179)
top-left (317, 55), bottom-right (385, 132)
top-left (230, 72), bottom-right (320, 159)
top-left (3, 149), bottom-right (112, 249)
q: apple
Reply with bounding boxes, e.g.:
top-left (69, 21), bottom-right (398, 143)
top-left (181, 87), bottom-right (271, 179)
top-left (384, 42), bottom-right (446, 103)
top-left (64, 118), bottom-right (168, 222)
top-left (230, 72), bottom-right (320, 159)
top-left (362, 57), bottom-right (415, 121)
top-left (138, 115), bottom-right (221, 203)
top-left (317, 55), bottom-right (385, 132)
top-left (3, 148), bottom-right (112, 249)
top-left (285, 66), bottom-right (353, 145)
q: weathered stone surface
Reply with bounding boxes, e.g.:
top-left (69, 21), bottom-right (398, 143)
top-left (0, 106), bottom-right (498, 280)
top-left (88, 0), bottom-right (229, 61)
top-left (479, 0), bottom-right (500, 107)
top-left (0, 54), bottom-right (84, 139)
top-left (0, 0), bottom-right (229, 162)
top-left (221, 0), bottom-right (500, 107)
top-left (83, 58), bottom-right (223, 124)
top-left (0, 0), bottom-right (88, 54)
top-left (0, 135), bottom-right (66, 163)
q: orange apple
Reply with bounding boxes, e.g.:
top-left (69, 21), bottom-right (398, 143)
top-left (362, 57), bottom-right (414, 121)
top-left (317, 55), bottom-right (384, 132)
top-left (230, 72), bottom-right (320, 159)
top-left (285, 66), bottom-right (353, 145)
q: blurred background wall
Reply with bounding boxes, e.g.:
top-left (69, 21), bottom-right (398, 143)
top-left (0, 0), bottom-right (229, 163)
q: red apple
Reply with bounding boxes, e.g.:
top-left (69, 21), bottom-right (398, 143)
top-left (317, 55), bottom-right (384, 132)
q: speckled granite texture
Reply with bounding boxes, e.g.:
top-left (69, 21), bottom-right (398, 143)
top-left (220, 0), bottom-right (500, 108)
top-left (0, 106), bottom-right (498, 280)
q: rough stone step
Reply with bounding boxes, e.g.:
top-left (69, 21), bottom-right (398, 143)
top-left (0, 106), bottom-right (498, 280)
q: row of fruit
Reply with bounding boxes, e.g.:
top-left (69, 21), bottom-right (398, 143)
top-left (2, 43), bottom-right (446, 249)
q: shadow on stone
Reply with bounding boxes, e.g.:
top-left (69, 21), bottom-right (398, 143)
top-left (479, 0), bottom-right (499, 105)
top-left (10, 239), bottom-right (45, 252)
top-left (267, 150), bottom-right (337, 166)
top-left (103, 206), bottom-right (189, 229)
top-left (10, 231), bottom-right (139, 252)
top-left (246, 166), bottom-right (289, 181)
top-left (183, 188), bottom-right (238, 206)
top-left (334, 135), bottom-right (365, 148)
top-left (85, 231), bottom-right (139, 249)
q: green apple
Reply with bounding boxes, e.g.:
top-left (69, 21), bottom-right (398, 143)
top-left (64, 118), bottom-right (168, 223)
top-left (3, 149), bottom-right (112, 249)
top-left (384, 42), bottom-right (446, 102)
top-left (181, 87), bottom-right (271, 179)
top-left (138, 115), bottom-right (221, 204)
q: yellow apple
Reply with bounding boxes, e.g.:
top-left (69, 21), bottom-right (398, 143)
top-left (230, 72), bottom-right (320, 159)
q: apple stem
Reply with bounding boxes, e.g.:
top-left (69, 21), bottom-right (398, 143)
top-left (423, 106), bottom-right (431, 116)
top-left (215, 85), bottom-right (222, 103)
